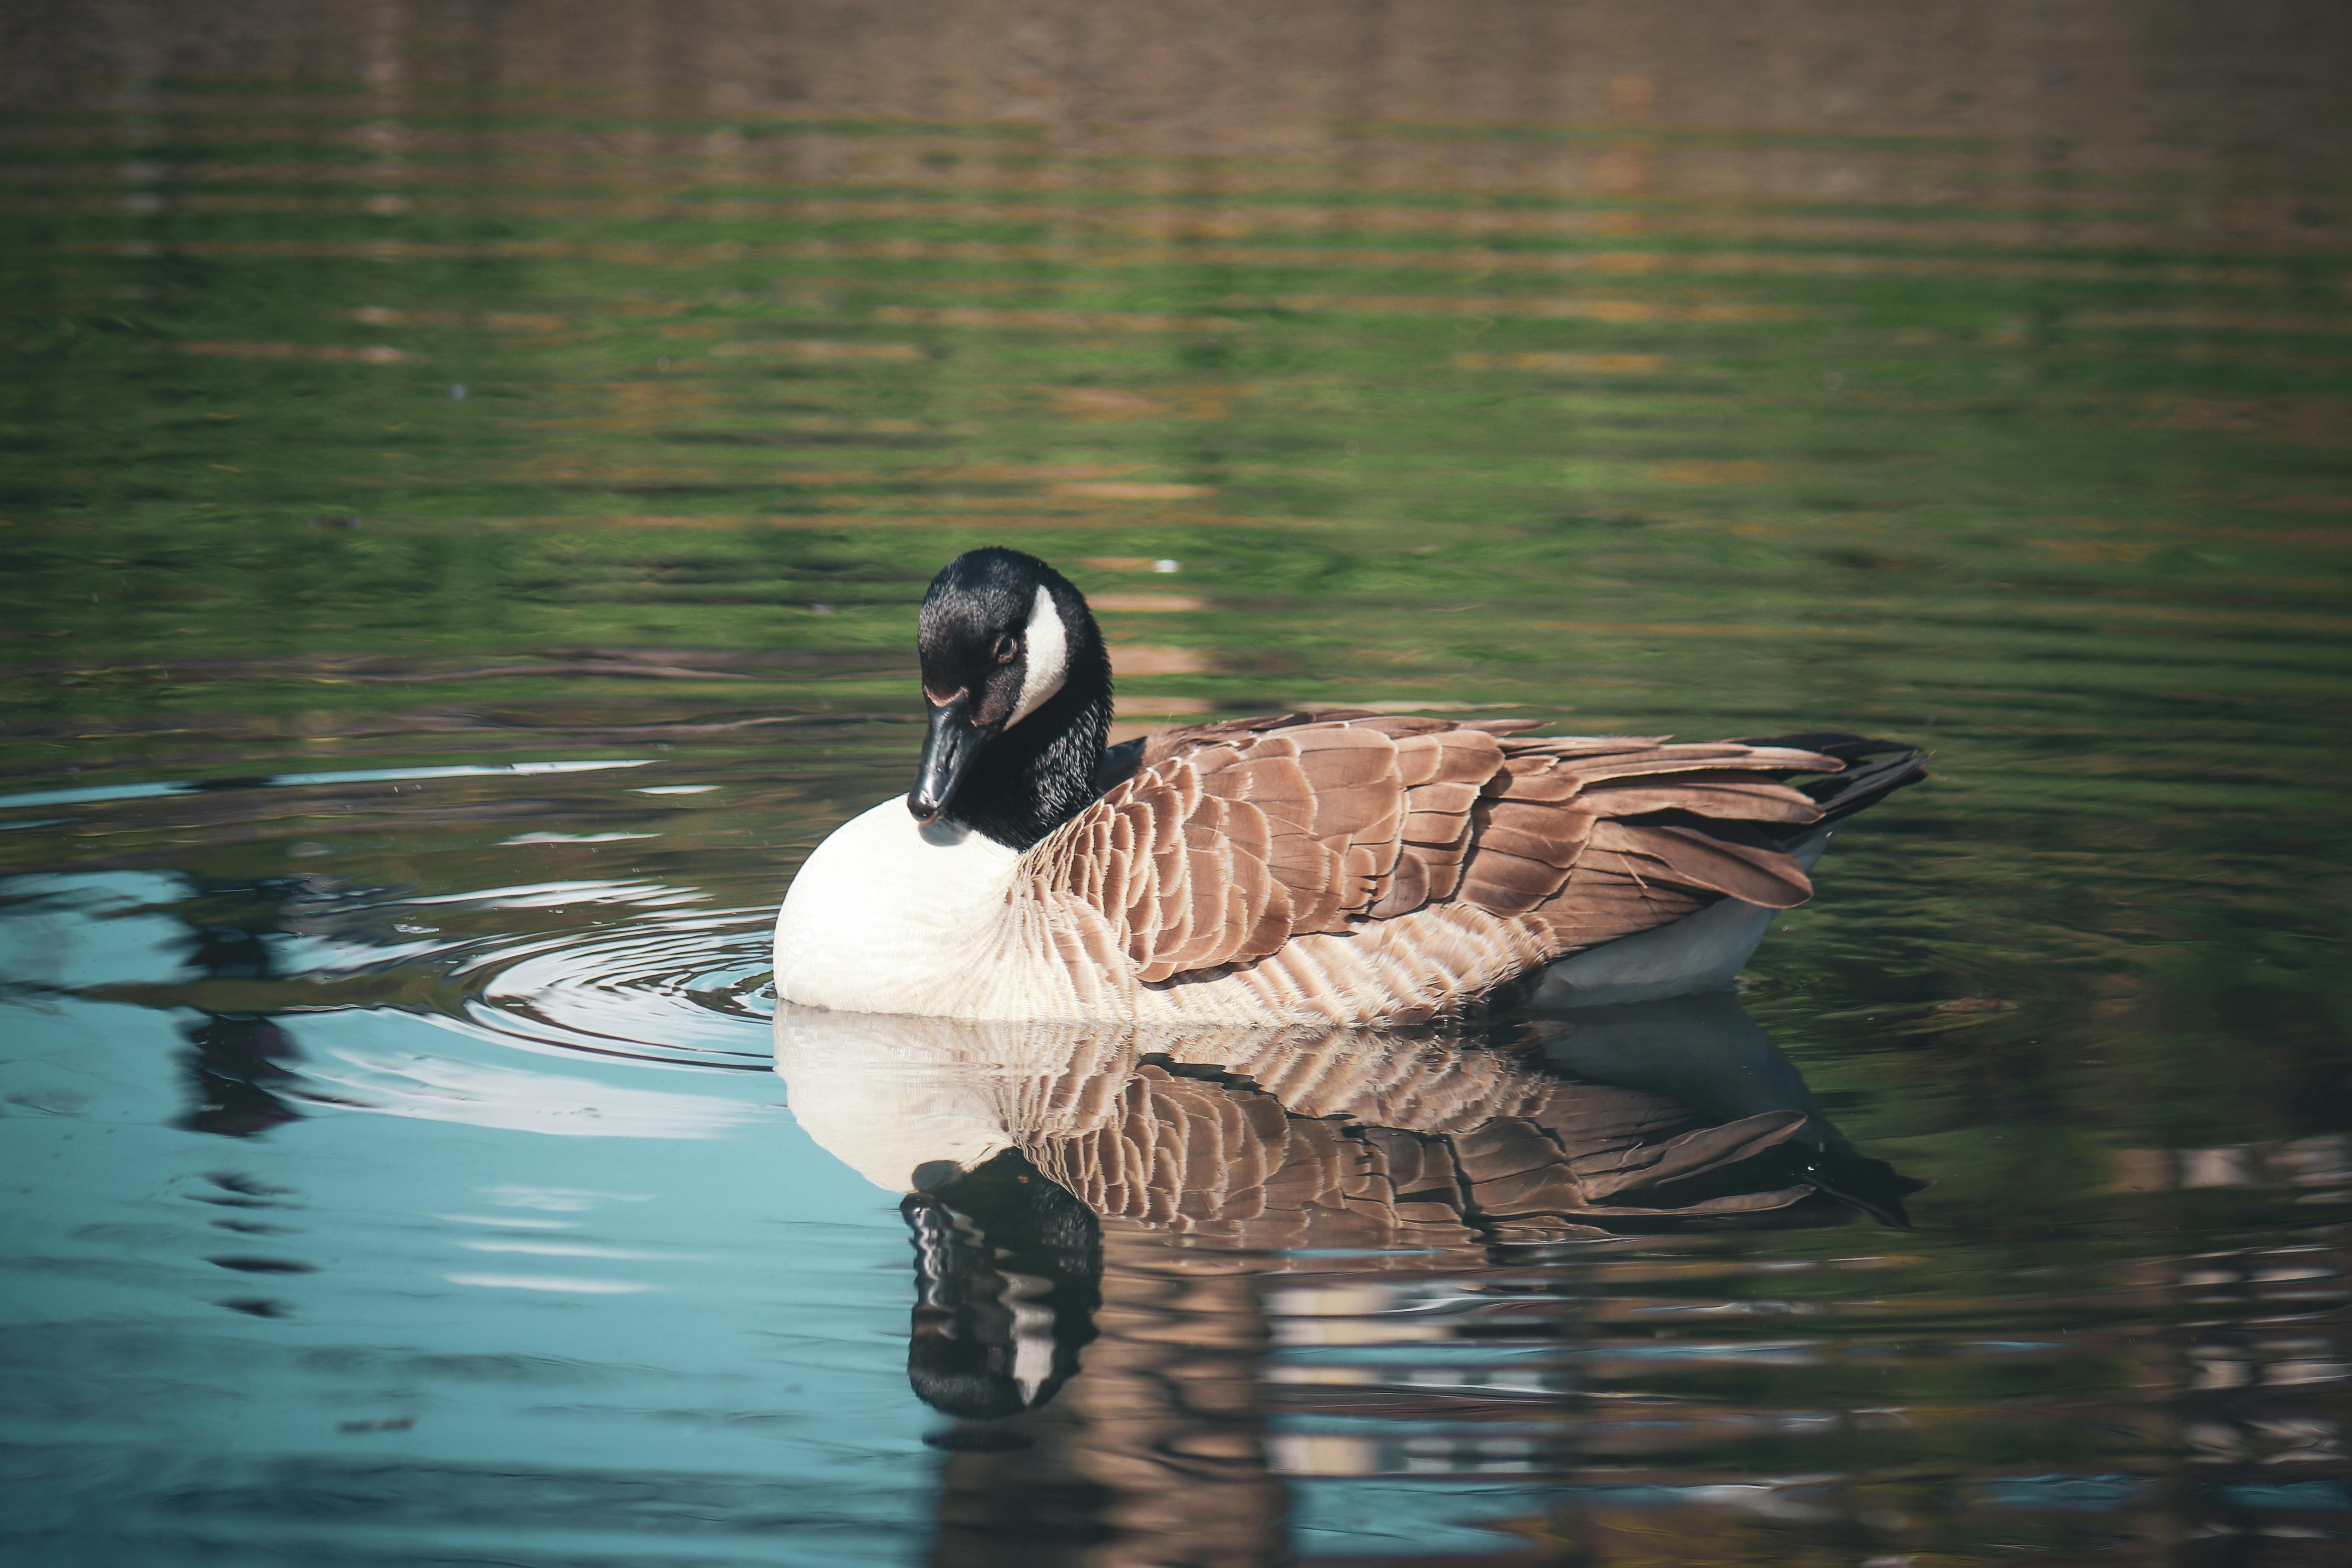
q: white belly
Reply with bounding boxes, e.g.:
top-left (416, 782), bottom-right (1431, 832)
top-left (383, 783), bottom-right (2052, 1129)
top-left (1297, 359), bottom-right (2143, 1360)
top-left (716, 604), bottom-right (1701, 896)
top-left (772, 797), bottom-right (1024, 1015)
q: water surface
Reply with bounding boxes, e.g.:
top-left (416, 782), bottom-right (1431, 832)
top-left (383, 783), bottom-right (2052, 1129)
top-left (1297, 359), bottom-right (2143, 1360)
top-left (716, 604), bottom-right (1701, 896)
top-left (3, 10), bottom-right (2349, 1564)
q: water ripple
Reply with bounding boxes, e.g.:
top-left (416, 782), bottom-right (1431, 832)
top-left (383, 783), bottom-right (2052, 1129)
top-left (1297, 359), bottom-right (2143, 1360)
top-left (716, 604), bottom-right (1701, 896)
top-left (420, 895), bottom-right (777, 1072)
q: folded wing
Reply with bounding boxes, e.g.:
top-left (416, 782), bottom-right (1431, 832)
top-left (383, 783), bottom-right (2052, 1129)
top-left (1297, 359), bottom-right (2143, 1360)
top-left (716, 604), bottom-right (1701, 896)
top-left (1024, 710), bottom-right (1878, 1008)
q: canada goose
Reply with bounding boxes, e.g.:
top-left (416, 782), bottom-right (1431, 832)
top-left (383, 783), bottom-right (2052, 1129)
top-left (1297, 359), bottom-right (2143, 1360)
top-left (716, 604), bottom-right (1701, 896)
top-left (773, 547), bottom-right (1924, 1025)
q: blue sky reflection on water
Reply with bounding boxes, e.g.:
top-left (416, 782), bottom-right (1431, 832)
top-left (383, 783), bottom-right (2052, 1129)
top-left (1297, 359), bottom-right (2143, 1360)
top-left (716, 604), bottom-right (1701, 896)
top-left (2, 961), bottom-right (930, 1563)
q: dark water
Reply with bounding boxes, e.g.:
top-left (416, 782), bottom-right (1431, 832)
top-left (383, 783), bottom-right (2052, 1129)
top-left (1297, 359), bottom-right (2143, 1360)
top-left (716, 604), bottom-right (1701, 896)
top-left (3, 6), bottom-right (2349, 1563)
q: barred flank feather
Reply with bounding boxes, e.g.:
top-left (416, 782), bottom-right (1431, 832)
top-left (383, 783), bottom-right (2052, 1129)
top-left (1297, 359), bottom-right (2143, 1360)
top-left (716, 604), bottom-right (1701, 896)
top-left (1020, 712), bottom-right (1923, 1026)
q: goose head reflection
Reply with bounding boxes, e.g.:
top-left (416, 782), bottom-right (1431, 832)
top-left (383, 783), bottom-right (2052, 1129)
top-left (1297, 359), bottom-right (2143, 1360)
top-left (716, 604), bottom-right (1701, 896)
top-left (901, 1149), bottom-right (1101, 1421)
top-left (773, 995), bottom-right (1920, 1421)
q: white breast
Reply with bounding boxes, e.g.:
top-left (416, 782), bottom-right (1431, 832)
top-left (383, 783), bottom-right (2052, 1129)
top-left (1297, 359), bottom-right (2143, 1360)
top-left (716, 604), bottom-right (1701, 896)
top-left (773, 796), bottom-right (1023, 1015)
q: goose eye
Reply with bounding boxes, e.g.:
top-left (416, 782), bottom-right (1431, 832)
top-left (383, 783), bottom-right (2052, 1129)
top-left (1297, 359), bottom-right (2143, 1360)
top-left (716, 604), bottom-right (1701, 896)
top-left (993, 633), bottom-right (1020, 664)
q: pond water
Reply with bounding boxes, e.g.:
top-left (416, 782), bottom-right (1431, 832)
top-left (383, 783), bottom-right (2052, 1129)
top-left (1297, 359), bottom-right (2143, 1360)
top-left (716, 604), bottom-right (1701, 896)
top-left (3, 9), bottom-right (2349, 1565)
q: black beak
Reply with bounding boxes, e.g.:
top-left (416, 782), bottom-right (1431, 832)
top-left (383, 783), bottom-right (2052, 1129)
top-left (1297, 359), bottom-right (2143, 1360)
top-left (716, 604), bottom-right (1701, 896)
top-left (910, 691), bottom-right (990, 824)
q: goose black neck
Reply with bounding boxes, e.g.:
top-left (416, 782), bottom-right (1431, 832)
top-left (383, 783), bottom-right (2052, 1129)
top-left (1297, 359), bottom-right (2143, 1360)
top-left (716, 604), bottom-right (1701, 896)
top-left (954, 646), bottom-right (1114, 852)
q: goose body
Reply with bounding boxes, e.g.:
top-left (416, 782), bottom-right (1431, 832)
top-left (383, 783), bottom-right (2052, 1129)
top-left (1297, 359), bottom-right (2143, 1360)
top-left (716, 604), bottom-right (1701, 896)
top-left (773, 548), bottom-right (1923, 1026)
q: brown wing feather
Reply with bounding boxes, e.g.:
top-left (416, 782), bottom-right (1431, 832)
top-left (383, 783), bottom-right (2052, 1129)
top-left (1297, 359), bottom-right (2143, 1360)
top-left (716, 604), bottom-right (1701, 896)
top-left (1534, 864), bottom-right (1711, 948)
top-left (1585, 819), bottom-right (1815, 907)
top-left (1030, 710), bottom-right (1861, 1003)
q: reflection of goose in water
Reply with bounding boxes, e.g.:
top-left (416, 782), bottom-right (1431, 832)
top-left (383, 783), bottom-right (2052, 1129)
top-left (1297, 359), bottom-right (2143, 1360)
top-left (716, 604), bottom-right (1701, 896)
top-left (773, 1000), bottom-right (1919, 1421)
top-left (775, 548), bottom-right (1924, 1026)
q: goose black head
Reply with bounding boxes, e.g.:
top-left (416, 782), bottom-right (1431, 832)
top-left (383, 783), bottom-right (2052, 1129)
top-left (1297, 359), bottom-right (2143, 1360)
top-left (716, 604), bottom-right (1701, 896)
top-left (912, 548), bottom-right (1114, 850)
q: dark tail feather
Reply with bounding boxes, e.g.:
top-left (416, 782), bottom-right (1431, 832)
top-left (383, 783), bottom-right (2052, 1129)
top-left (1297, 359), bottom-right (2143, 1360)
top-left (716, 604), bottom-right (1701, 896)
top-left (1739, 732), bottom-right (1928, 827)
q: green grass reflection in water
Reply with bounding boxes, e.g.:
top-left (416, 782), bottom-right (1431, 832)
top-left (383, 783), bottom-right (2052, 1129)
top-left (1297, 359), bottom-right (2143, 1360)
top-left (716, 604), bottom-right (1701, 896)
top-left (2, 40), bottom-right (2349, 1568)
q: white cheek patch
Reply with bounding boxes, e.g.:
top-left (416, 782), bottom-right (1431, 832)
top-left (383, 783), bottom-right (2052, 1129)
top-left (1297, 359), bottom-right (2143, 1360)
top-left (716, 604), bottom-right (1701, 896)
top-left (1008, 584), bottom-right (1069, 727)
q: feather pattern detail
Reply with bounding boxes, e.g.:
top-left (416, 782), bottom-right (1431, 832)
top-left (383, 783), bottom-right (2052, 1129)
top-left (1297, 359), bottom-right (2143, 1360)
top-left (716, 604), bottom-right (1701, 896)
top-left (997, 713), bottom-right (1914, 1025)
